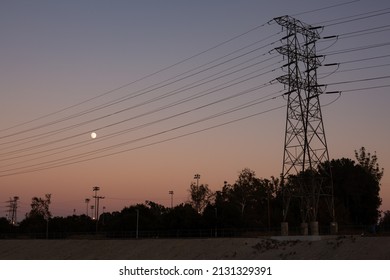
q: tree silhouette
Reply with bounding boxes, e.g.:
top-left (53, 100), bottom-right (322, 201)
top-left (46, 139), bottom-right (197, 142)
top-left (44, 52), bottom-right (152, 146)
top-left (189, 183), bottom-right (212, 213)
top-left (379, 211), bottom-right (390, 230)
top-left (19, 194), bottom-right (52, 237)
top-left (355, 147), bottom-right (384, 184)
top-left (10, 147), bottom-right (387, 237)
top-left (318, 147), bottom-right (383, 225)
top-left (0, 218), bottom-right (12, 236)
top-left (213, 169), bottom-right (275, 228)
top-left (28, 194), bottom-right (52, 219)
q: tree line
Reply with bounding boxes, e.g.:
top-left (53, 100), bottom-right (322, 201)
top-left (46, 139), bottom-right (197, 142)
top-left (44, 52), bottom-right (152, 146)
top-left (0, 147), bottom-right (389, 238)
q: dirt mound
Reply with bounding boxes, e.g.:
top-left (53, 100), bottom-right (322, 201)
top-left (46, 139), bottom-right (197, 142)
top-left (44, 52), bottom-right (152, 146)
top-left (0, 236), bottom-right (389, 260)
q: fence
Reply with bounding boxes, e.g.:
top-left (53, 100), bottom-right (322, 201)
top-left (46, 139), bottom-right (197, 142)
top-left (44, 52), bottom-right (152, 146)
top-left (1, 224), bottom-right (389, 239)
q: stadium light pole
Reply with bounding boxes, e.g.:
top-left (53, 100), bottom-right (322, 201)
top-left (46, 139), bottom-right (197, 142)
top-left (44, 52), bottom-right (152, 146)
top-left (91, 205), bottom-right (95, 220)
top-left (136, 209), bottom-right (139, 239)
top-left (92, 186), bottom-right (100, 219)
top-left (169, 190), bottom-right (174, 208)
top-left (85, 198), bottom-right (90, 217)
top-left (194, 174), bottom-right (200, 187)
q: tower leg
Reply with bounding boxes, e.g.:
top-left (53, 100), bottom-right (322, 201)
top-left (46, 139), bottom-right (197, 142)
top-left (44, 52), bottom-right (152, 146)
top-left (310, 221), bottom-right (319, 235)
top-left (300, 222), bottom-right (308, 235)
top-left (330, 222), bottom-right (338, 235)
top-left (281, 222), bottom-right (289, 236)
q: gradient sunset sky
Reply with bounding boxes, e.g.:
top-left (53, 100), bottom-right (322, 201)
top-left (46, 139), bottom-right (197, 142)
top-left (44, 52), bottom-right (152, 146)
top-left (1, 0), bottom-right (390, 218)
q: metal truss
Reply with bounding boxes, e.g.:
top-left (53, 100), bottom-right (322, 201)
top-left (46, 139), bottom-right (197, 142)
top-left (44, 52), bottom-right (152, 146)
top-left (274, 15), bottom-right (335, 223)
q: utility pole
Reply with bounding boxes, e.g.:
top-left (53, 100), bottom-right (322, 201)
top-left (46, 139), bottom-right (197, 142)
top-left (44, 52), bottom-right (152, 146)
top-left (274, 15), bottom-right (336, 236)
top-left (95, 195), bottom-right (105, 222)
top-left (102, 206), bottom-right (106, 225)
top-left (92, 186), bottom-right (105, 232)
top-left (92, 186), bottom-right (100, 219)
top-left (194, 174), bottom-right (200, 187)
top-left (85, 198), bottom-right (90, 217)
top-left (6, 196), bottom-right (19, 225)
top-left (169, 190), bottom-right (174, 208)
top-left (90, 205), bottom-right (95, 219)
top-left (136, 209), bottom-right (139, 239)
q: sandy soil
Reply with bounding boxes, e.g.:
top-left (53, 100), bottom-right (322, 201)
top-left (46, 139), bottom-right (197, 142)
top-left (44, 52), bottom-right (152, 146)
top-left (0, 235), bottom-right (389, 260)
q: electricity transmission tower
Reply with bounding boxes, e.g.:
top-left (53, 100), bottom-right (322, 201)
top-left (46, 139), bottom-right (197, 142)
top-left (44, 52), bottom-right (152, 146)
top-left (274, 15), bottom-right (336, 235)
top-left (6, 196), bottom-right (19, 225)
top-left (92, 186), bottom-right (105, 221)
top-left (92, 186), bottom-right (105, 233)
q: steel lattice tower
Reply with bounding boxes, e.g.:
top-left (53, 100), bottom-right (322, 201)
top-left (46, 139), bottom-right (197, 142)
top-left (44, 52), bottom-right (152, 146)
top-left (6, 196), bottom-right (19, 225)
top-left (274, 16), bottom-right (335, 229)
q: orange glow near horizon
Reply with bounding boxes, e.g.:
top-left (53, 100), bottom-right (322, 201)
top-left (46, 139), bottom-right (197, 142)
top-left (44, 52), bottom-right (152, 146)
top-left (1, 0), bottom-right (390, 219)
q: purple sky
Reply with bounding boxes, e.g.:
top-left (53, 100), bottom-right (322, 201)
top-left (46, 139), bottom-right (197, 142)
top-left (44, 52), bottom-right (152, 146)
top-left (1, 0), bottom-right (389, 218)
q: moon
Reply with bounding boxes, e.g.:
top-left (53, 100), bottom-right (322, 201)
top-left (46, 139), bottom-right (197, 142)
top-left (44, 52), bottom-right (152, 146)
top-left (90, 132), bottom-right (97, 139)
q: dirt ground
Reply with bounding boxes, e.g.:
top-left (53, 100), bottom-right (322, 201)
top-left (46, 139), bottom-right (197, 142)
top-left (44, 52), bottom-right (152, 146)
top-left (0, 235), bottom-right (389, 260)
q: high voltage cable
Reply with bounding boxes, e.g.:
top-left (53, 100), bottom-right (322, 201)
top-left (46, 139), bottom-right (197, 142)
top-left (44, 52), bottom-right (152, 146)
top-left (0, 88), bottom-right (283, 170)
top-left (0, 21), bottom-right (274, 134)
top-left (315, 7), bottom-right (390, 26)
top-left (0, 58), bottom-right (281, 155)
top-left (327, 75), bottom-right (390, 86)
top-left (0, 92), bottom-right (283, 170)
top-left (2, 5), bottom-right (389, 177)
top-left (0, 81), bottom-right (279, 160)
top-left (291, 0), bottom-right (361, 17)
top-left (0, 34), bottom-right (281, 142)
top-left (19, 25), bottom-right (386, 154)
top-left (0, 91), bottom-right (285, 176)
top-left (0, 7), bottom-right (384, 143)
top-left (0, 76), bottom-right (280, 161)
top-left (0, 104), bottom-right (286, 178)
top-left (12, 65), bottom-right (388, 175)
top-left (340, 63), bottom-right (390, 73)
top-left (0, 48), bottom-right (380, 159)
top-left (0, 58), bottom-right (282, 155)
top-left (319, 24), bottom-right (390, 42)
top-left (0, 52), bottom-right (280, 148)
top-left (1, 49), bottom-right (278, 142)
top-left (337, 24), bottom-right (390, 37)
top-left (337, 54), bottom-right (390, 64)
top-left (339, 84), bottom-right (390, 93)
top-left (321, 63), bottom-right (390, 76)
top-left (6, 4), bottom-right (384, 142)
top-left (325, 10), bottom-right (390, 27)
top-left (323, 42), bottom-right (390, 56)
top-left (6, 72), bottom-right (375, 177)
top-left (9, 29), bottom-right (388, 153)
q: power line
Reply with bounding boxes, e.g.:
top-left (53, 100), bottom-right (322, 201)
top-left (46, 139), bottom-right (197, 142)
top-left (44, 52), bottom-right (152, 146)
top-left (0, 53), bottom-right (281, 150)
top-left (327, 75), bottom-right (390, 86)
top-left (291, 0), bottom-right (360, 17)
top-left (323, 63), bottom-right (390, 75)
top-left (0, 81), bottom-right (282, 166)
top-left (340, 84), bottom-right (390, 93)
top-left (0, 102), bottom-right (285, 177)
top-left (1, 9), bottom-right (386, 147)
top-left (0, 34), bottom-right (281, 144)
top-left (315, 7), bottom-right (390, 26)
top-left (338, 54), bottom-right (390, 64)
top-left (2, 9), bottom-right (385, 147)
top-left (0, 61), bottom-right (281, 159)
top-left (324, 42), bottom-right (390, 56)
top-left (2, 7), bottom-right (390, 179)
top-left (337, 24), bottom-right (390, 38)
top-left (0, 22), bottom-right (274, 135)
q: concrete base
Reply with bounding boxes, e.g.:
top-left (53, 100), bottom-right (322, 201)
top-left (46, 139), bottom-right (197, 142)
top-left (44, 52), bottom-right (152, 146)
top-left (310, 221), bottom-right (319, 236)
top-left (281, 222), bottom-right (289, 236)
top-left (300, 223), bottom-right (308, 235)
top-left (271, 235), bottom-right (335, 242)
top-left (330, 222), bottom-right (338, 235)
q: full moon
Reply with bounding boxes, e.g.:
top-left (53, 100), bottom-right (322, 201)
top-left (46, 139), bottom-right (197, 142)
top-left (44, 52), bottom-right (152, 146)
top-left (90, 132), bottom-right (97, 139)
